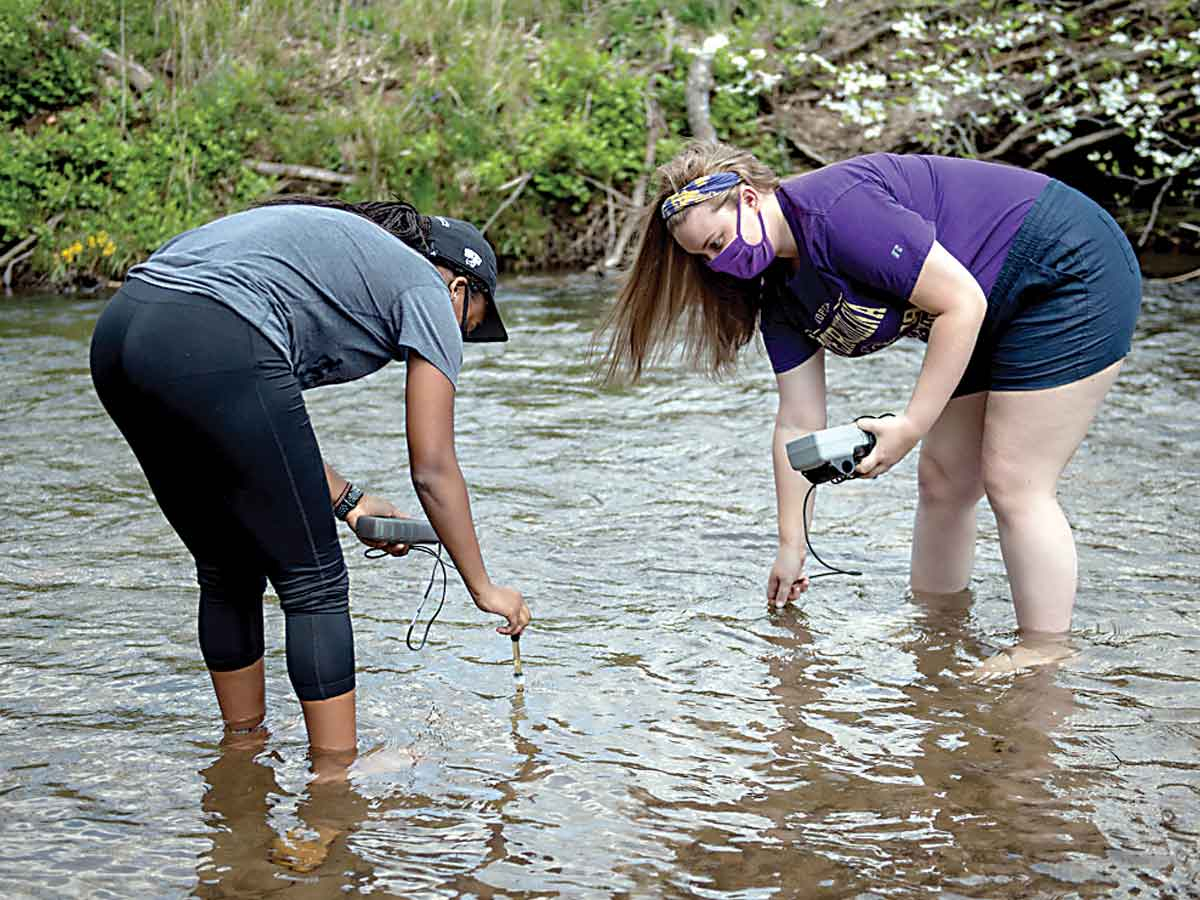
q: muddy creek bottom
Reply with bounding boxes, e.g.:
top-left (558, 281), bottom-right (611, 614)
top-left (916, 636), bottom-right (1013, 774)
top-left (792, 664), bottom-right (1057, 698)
top-left (0, 277), bottom-right (1197, 898)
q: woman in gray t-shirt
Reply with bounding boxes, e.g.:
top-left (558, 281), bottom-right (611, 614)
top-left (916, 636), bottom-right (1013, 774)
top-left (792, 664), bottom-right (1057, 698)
top-left (90, 199), bottom-right (531, 758)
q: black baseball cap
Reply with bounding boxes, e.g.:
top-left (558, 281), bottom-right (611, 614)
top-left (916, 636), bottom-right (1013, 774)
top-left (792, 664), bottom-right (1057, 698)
top-left (425, 215), bottom-right (508, 343)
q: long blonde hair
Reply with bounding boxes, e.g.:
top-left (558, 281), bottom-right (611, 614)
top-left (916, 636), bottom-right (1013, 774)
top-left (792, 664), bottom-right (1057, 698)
top-left (597, 140), bottom-right (780, 383)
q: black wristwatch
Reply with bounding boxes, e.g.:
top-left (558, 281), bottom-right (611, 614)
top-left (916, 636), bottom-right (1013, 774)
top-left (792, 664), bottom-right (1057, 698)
top-left (334, 483), bottom-right (364, 521)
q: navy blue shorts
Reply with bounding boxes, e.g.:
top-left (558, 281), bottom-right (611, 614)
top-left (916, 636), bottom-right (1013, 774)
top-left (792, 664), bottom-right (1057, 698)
top-left (954, 179), bottom-right (1142, 397)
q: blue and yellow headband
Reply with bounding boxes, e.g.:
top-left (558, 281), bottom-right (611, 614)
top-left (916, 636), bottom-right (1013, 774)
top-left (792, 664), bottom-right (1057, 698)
top-left (660, 172), bottom-right (742, 221)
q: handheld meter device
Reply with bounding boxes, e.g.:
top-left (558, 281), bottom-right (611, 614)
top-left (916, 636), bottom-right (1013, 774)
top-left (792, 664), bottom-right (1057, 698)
top-left (786, 424), bottom-right (877, 485)
top-left (354, 516), bottom-right (439, 545)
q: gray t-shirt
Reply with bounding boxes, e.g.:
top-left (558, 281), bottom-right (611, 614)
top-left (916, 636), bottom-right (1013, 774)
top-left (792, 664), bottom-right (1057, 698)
top-left (127, 206), bottom-right (462, 389)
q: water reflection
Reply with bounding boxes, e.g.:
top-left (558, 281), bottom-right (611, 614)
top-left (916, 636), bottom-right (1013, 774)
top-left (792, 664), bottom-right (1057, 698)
top-left (1, 280), bottom-right (1198, 897)
top-left (196, 731), bottom-right (376, 895)
top-left (618, 591), bottom-right (1119, 898)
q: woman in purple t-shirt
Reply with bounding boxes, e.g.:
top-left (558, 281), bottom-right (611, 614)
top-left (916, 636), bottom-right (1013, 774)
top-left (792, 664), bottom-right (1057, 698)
top-left (599, 140), bottom-right (1140, 676)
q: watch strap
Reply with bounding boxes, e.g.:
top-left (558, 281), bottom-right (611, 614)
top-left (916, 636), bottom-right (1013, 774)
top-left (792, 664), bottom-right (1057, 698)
top-left (334, 483), bottom-right (364, 520)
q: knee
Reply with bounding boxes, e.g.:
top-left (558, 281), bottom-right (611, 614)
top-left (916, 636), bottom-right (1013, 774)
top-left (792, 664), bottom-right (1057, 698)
top-left (196, 563), bottom-right (266, 603)
top-left (275, 561), bottom-right (349, 616)
top-left (982, 454), bottom-right (1047, 522)
top-left (917, 451), bottom-right (983, 510)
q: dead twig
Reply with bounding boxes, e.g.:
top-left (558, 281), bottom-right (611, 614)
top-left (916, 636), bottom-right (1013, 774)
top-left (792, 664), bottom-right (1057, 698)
top-left (1137, 176), bottom-right (1173, 248)
top-left (576, 174), bottom-right (636, 209)
top-left (604, 93), bottom-right (663, 269)
top-left (481, 172), bottom-right (532, 235)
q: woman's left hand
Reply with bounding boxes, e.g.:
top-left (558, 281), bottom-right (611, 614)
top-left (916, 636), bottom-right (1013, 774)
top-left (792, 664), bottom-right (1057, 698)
top-left (344, 495), bottom-right (412, 557)
top-left (856, 414), bottom-right (923, 479)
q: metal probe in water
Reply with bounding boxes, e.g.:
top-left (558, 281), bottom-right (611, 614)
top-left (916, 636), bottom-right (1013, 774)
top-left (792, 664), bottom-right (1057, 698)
top-left (511, 634), bottom-right (524, 684)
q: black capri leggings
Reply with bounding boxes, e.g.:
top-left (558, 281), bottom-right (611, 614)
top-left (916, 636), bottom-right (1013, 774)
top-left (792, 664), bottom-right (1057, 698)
top-left (89, 278), bottom-right (353, 702)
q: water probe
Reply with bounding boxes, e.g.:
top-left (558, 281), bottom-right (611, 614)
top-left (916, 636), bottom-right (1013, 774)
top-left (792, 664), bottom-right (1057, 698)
top-left (511, 635), bottom-right (525, 689)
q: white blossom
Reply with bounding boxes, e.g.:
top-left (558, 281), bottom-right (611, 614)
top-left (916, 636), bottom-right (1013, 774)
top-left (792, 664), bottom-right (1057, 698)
top-left (892, 13), bottom-right (926, 41)
top-left (1038, 127), bottom-right (1072, 146)
top-left (757, 70), bottom-right (782, 91)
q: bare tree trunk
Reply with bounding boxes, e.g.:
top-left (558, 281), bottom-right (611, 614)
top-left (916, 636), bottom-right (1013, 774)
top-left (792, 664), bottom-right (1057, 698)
top-left (686, 52), bottom-right (717, 142)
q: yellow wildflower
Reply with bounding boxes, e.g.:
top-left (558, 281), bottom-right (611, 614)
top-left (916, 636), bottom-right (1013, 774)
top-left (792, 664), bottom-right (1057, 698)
top-left (96, 231), bottom-right (109, 243)
top-left (71, 241), bottom-right (83, 254)
top-left (87, 235), bottom-right (96, 249)
top-left (102, 241), bottom-right (116, 257)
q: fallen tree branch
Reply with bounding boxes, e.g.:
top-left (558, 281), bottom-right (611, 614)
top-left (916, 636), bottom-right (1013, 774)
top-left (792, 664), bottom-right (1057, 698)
top-left (1, 213), bottom-right (64, 294)
top-left (0, 213), bottom-right (65, 271)
top-left (66, 24), bottom-right (155, 93)
top-left (481, 172), bottom-right (531, 235)
top-left (3, 251), bottom-right (35, 293)
top-left (0, 234), bottom-right (40, 274)
top-left (243, 159), bottom-right (357, 185)
top-left (1164, 266), bottom-right (1200, 284)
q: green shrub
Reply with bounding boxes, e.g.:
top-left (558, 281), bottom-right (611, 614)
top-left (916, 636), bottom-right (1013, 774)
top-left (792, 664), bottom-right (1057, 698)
top-left (0, 3), bottom-right (96, 126)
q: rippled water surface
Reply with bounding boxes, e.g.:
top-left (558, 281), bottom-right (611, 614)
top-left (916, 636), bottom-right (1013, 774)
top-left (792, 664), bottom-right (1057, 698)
top-left (1, 277), bottom-right (1198, 899)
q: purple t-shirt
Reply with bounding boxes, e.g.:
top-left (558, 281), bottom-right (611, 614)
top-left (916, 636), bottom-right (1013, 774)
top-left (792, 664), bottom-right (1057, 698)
top-left (761, 154), bottom-right (1049, 373)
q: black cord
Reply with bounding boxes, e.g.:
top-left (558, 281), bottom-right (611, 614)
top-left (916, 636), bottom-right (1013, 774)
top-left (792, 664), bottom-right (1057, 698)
top-left (799, 411), bottom-right (896, 580)
top-left (365, 543), bottom-right (454, 651)
top-left (801, 479), bottom-right (862, 579)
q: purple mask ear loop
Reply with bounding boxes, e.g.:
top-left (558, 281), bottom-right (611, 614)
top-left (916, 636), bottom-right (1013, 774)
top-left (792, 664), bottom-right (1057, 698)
top-left (734, 192), bottom-right (768, 247)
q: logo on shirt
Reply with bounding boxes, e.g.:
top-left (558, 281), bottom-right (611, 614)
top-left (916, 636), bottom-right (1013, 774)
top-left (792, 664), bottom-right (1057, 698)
top-left (814, 302), bottom-right (830, 325)
top-left (805, 295), bottom-right (889, 356)
top-left (435, 216), bottom-right (451, 227)
top-left (891, 244), bottom-right (904, 259)
top-left (463, 248), bottom-right (482, 269)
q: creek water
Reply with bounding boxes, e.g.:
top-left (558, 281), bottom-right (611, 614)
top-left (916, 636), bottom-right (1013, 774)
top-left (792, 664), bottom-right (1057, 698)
top-left (0, 276), bottom-right (1197, 899)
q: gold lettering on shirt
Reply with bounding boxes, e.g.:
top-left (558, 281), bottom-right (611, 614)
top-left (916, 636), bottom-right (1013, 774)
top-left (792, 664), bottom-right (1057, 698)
top-left (902, 306), bottom-right (934, 342)
top-left (816, 298), bottom-right (887, 355)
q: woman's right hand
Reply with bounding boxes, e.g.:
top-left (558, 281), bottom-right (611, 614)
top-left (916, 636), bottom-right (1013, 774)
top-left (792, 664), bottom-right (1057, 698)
top-left (473, 584), bottom-right (531, 636)
top-left (767, 544), bottom-right (809, 608)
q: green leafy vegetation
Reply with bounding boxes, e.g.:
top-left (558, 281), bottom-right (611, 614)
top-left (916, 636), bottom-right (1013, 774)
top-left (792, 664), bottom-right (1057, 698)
top-left (1, 0), bottom-right (1195, 289)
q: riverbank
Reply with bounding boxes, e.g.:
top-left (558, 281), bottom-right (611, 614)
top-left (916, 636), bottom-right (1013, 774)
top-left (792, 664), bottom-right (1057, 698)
top-left (3, 1), bottom-right (1197, 290)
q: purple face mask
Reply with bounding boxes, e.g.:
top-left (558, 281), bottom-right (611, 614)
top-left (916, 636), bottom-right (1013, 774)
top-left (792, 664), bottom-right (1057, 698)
top-left (706, 198), bottom-right (775, 280)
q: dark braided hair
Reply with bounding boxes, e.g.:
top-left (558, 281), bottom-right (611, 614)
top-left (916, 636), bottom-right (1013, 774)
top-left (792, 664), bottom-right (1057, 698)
top-left (254, 195), bottom-right (432, 255)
